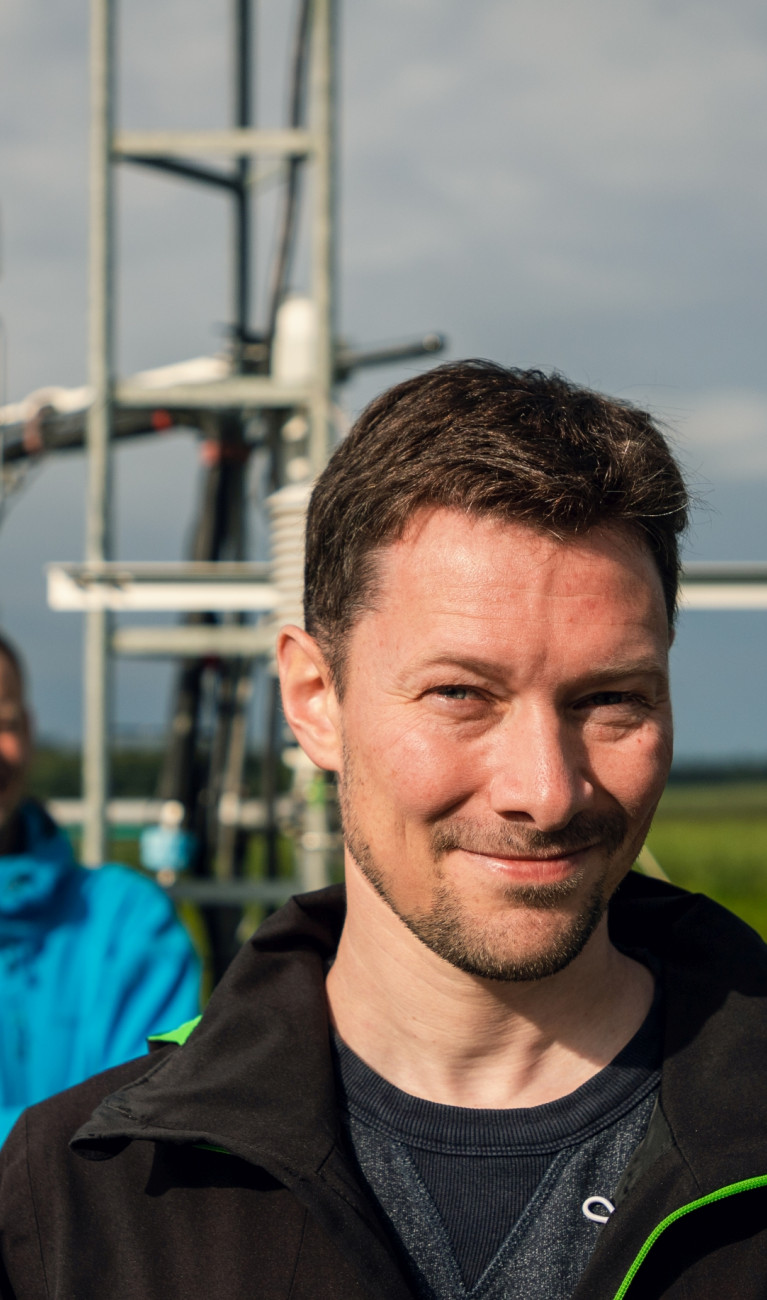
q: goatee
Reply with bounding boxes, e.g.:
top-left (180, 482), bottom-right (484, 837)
top-left (340, 776), bottom-right (628, 982)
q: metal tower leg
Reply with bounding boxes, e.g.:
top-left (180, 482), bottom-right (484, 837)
top-left (82, 0), bottom-right (115, 866)
top-left (310, 0), bottom-right (336, 474)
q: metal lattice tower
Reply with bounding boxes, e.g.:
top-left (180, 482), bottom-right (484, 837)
top-left (83, 0), bottom-right (337, 866)
top-left (0, 0), bottom-right (445, 976)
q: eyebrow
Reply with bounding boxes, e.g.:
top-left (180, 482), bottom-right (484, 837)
top-left (404, 654), bottom-right (668, 686)
top-left (407, 654), bottom-right (513, 682)
top-left (572, 659), bottom-right (669, 686)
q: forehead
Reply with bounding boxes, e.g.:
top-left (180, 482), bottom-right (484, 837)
top-left (354, 508), bottom-right (668, 669)
top-left (382, 508), bottom-right (660, 594)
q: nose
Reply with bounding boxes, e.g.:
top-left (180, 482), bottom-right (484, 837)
top-left (487, 704), bottom-right (593, 832)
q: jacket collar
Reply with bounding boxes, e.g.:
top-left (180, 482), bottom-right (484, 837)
top-left (73, 886), bottom-right (347, 1178)
top-left (70, 887), bottom-right (421, 1300)
top-left (621, 876), bottom-right (767, 1191)
top-left (72, 874), bottom-right (767, 1196)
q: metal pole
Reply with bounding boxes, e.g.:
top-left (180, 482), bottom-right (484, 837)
top-left (295, 0), bottom-right (337, 892)
top-left (83, 0), bottom-right (114, 865)
top-left (309, 0), bottom-right (336, 474)
top-left (233, 0), bottom-right (253, 370)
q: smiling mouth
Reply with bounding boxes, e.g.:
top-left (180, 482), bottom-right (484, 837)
top-left (458, 844), bottom-right (597, 883)
top-left (471, 844), bottom-right (597, 861)
top-left (428, 812), bottom-right (629, 902)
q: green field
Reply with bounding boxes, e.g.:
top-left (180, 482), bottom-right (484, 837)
top-left (645, 782), bottom-right (767, 938)
top-left (96, 782), bottom-right (767, 943)
top-left (28, 748), bottom-right (767, 943)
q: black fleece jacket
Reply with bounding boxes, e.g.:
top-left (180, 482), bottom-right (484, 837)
top-left (1, 875), bottom-right (767, 1300)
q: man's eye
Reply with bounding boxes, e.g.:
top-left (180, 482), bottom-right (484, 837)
top-left (581, 691), bottom-right (646, 709)
top-left (433, 685), bottom-right (477, 701)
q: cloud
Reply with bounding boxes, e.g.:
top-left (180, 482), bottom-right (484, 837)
top-left (5, 0), bottom-right (767, 394)
top-left (341, 0), bottom-right (767, 321)
top-left (642, 389), bottom-right (767, 481)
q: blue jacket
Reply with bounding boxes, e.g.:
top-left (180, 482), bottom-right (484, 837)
top-left (0, 800), bottom-right (200, 1144)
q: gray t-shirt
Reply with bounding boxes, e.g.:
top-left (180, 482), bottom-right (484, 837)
top-left (332, 984), bottom-right (662, 1300)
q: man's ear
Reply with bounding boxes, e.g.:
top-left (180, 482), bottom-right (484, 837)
top-left (276, 626), bottom-right (342, 772)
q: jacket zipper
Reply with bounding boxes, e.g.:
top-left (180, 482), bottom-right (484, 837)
top-left (613, 1175), bottom-right (767, 1298)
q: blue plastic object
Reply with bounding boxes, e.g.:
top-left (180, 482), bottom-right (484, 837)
top-left (139, 825), bottom-right (197, 874)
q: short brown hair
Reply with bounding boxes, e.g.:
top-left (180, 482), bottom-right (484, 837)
top-left (305, 360), bottom-right (689, 688)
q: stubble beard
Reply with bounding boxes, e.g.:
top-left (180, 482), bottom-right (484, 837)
top-left (338, 752), bottom-right (629, 983)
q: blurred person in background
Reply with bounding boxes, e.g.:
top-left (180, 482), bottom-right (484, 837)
top-left (0, 632), bottom-right (200, 1144)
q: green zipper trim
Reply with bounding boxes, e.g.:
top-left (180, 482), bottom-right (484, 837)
top-left (148, 1014), bottom-right (202, 1047)
top-left (613, 1175), bottom-right (767, 1299)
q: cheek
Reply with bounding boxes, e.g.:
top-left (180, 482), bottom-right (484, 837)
top-left (352, 714), bottom-right (482, 821)
top-left (591, 725), bottom-right (672, 816)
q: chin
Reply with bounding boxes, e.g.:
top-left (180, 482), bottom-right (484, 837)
top-left (416, 903), bottom-right (605, 983)
top-left (365, 861), bottom-right (608, 983)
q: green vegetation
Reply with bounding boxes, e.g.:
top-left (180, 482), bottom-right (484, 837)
top-left (29, 746), bottom-right (164, 800)
top-left (28, 745), bottom-right (290, 803)
top-left (646, 781), bottom-right (767, 939)
top-left (26, 748), bottom-right (767, 942)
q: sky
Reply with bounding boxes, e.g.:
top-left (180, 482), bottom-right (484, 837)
top-left (2, 0), bottom-right (767, 760)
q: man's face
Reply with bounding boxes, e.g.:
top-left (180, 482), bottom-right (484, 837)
top-left (335, 509), bottom-right (673, 981)
top-left (0, 656), bottom-right (30, 827)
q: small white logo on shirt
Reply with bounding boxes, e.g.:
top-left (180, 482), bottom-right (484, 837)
top-left (582, 1196), bottom-right (615, 1224)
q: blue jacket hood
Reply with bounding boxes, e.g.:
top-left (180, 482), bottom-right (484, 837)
top-left (0, 800), bottom-right (75, 921)
top-left (0, 800), bottom-right (201, 1142)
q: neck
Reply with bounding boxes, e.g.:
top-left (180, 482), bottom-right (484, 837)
top-left (325, 864), bottom-right (654, 1109)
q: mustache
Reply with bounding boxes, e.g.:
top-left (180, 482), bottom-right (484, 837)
top-left (430, 810), bottom-right (628, 861)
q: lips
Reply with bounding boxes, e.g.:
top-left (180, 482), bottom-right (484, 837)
top-left (462, 844), bottom-right (597, 863)
top-left (460, 845), bottom-right (591, 879)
